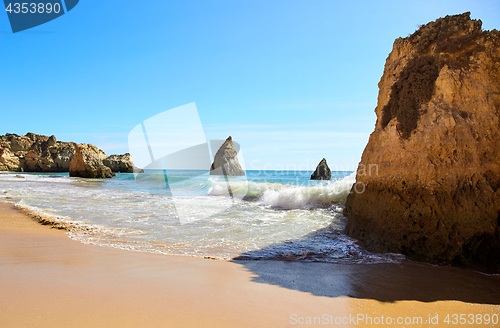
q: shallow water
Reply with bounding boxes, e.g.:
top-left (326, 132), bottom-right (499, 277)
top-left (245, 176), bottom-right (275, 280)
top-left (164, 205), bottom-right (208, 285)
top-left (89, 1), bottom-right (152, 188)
top-left (0, 170), bottom-right (403, 263)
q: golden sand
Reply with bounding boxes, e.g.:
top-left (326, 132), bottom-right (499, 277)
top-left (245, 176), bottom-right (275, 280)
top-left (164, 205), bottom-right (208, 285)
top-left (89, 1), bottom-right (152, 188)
top-left (0, 201), bottom-right (498, 327)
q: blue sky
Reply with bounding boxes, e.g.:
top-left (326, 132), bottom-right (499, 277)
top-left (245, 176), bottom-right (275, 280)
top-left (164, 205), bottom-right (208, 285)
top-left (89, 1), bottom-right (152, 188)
top-left (1, 0), bottom-right (499, 170)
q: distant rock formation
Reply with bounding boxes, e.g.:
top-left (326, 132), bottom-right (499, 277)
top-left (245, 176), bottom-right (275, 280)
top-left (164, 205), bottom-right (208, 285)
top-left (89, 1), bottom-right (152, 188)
top-left (69, 144), bottom-right (115, 179)
top-left (0, 133), bottom-right (144, 177)
top-left (0, 133), bottom-right (75, 172)
top-left (103, 153), bottom-right (144, 173)
top-left (311, 158), bottom-right (331, 180)
top-left (210, 136), bottom-right (245, 176)
top-left (344, 13), bottom-right (500, 272)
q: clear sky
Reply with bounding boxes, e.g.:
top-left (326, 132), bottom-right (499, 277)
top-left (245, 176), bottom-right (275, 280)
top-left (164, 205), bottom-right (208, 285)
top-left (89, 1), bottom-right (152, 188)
top-left (1, 0), bottom-right (499, 170)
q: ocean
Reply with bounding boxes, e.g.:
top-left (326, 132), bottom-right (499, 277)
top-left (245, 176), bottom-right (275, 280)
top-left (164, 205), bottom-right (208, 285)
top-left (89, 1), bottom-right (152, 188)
top-left (0, 170), bottom-right (403, 263)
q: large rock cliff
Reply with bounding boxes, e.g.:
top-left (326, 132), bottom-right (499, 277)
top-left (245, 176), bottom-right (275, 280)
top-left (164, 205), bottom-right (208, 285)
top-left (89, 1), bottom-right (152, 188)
top-left (344, 13), bottom-right (500, 272)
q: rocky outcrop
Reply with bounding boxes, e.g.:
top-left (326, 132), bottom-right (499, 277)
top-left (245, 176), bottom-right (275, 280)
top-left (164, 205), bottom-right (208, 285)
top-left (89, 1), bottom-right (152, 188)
top-left (103, 153), bottom-right (144, 173)
top-left (69, 144), bottom-right (115, 179)
top-left (0, 133), bottom-right (75, 172)
top-left (343, 13), bottom-right (500, 272)
top-left (311, 158), bottom-right (331, 180)
top-left (210, 136), bottom-right (245, 176)
top-left (0, 133), bottom-right (144, 177)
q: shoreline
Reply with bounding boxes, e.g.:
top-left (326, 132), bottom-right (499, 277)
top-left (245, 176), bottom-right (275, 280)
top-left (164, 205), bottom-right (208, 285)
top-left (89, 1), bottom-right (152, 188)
top-left (1, 201), bottom-right (500, 327)
top-left (8, 196), bottom-right (499, 276)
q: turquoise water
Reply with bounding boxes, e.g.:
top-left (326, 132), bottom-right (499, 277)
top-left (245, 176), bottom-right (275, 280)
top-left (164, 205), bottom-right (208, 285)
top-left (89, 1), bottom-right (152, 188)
top-left (0, 170), bottom-right (403, 263)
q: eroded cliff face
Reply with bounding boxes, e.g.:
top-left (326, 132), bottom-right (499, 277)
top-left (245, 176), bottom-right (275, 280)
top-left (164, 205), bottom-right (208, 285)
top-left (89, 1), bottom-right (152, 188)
top-left (344, 13), bottom-right (500, 272)
top-left (0, 133), bottom-right (144, 177)
top-left (0, 133), bottom-right (75, 172)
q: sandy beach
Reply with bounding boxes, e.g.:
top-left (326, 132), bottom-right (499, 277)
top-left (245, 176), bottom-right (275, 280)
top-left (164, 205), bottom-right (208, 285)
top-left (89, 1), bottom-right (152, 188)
top-left (0, 201), bottom-right (499, 327)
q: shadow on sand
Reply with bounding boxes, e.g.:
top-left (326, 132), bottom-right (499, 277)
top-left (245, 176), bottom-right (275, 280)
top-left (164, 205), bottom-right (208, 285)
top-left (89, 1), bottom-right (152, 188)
top-left (232, 243), bottom-right (500, 304)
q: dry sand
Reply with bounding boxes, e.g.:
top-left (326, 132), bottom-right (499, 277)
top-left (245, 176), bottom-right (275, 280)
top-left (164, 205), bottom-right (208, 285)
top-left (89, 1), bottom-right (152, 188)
top-left (0, 201), bottom-right (499, 327)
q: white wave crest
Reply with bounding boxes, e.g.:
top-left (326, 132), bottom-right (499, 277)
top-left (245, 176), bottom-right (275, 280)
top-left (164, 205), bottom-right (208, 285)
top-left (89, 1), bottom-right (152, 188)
top-left (208, 172), bottom-right (356, 209)
top-left (260, 173), bottom-right (355, 209)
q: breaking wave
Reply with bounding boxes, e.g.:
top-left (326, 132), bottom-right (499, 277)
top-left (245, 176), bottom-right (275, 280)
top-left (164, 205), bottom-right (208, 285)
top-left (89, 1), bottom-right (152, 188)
top-left (208, 172), bottom-right (356, 209)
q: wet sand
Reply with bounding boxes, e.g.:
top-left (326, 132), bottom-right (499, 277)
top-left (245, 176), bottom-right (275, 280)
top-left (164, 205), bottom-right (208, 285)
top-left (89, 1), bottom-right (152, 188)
top-left (0, 201), bottom-right (499, 327)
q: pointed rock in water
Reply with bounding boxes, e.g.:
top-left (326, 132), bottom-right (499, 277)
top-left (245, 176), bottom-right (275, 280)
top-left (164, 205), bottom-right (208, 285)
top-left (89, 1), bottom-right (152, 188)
top-left (343, 12), bottom-right (500, 273)
top-left (69, 143), bottom-right (115, 178)
top-left (210, 136), bottom-right (245, 176)
top-left (103, 153), bottom-right (145, 173)
top-left (311, 158), bottom-right (331, 180)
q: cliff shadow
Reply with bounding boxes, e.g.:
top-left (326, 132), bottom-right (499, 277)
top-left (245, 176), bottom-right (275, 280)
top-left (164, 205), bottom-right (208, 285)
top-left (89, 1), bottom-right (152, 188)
top-left (231, 239), bottom-right (500, 304)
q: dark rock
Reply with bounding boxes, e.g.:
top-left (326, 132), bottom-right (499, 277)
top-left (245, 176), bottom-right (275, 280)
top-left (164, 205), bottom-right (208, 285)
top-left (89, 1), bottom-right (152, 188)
top-left (311, 158), bottom-right (331, 180)
top-left (210, 136), bottom-right (245, 176)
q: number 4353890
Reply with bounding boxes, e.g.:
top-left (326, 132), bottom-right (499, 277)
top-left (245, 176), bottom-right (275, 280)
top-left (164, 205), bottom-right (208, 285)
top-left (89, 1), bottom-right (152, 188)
top-left (444, 313), bottom-right (498, 325)
top-left (5, 2), bottom-right (61, 14)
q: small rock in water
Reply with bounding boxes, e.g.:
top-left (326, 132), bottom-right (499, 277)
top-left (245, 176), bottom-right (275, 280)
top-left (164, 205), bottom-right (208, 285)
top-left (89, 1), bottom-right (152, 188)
top-left (311, 158), bottom-right (331, 180)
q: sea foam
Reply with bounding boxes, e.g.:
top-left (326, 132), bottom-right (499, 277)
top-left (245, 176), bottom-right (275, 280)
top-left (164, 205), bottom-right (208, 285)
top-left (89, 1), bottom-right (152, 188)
top-left (208, 172), bottom-right (356, 209)
top-left (0, 171), bottom-right (403, 264)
